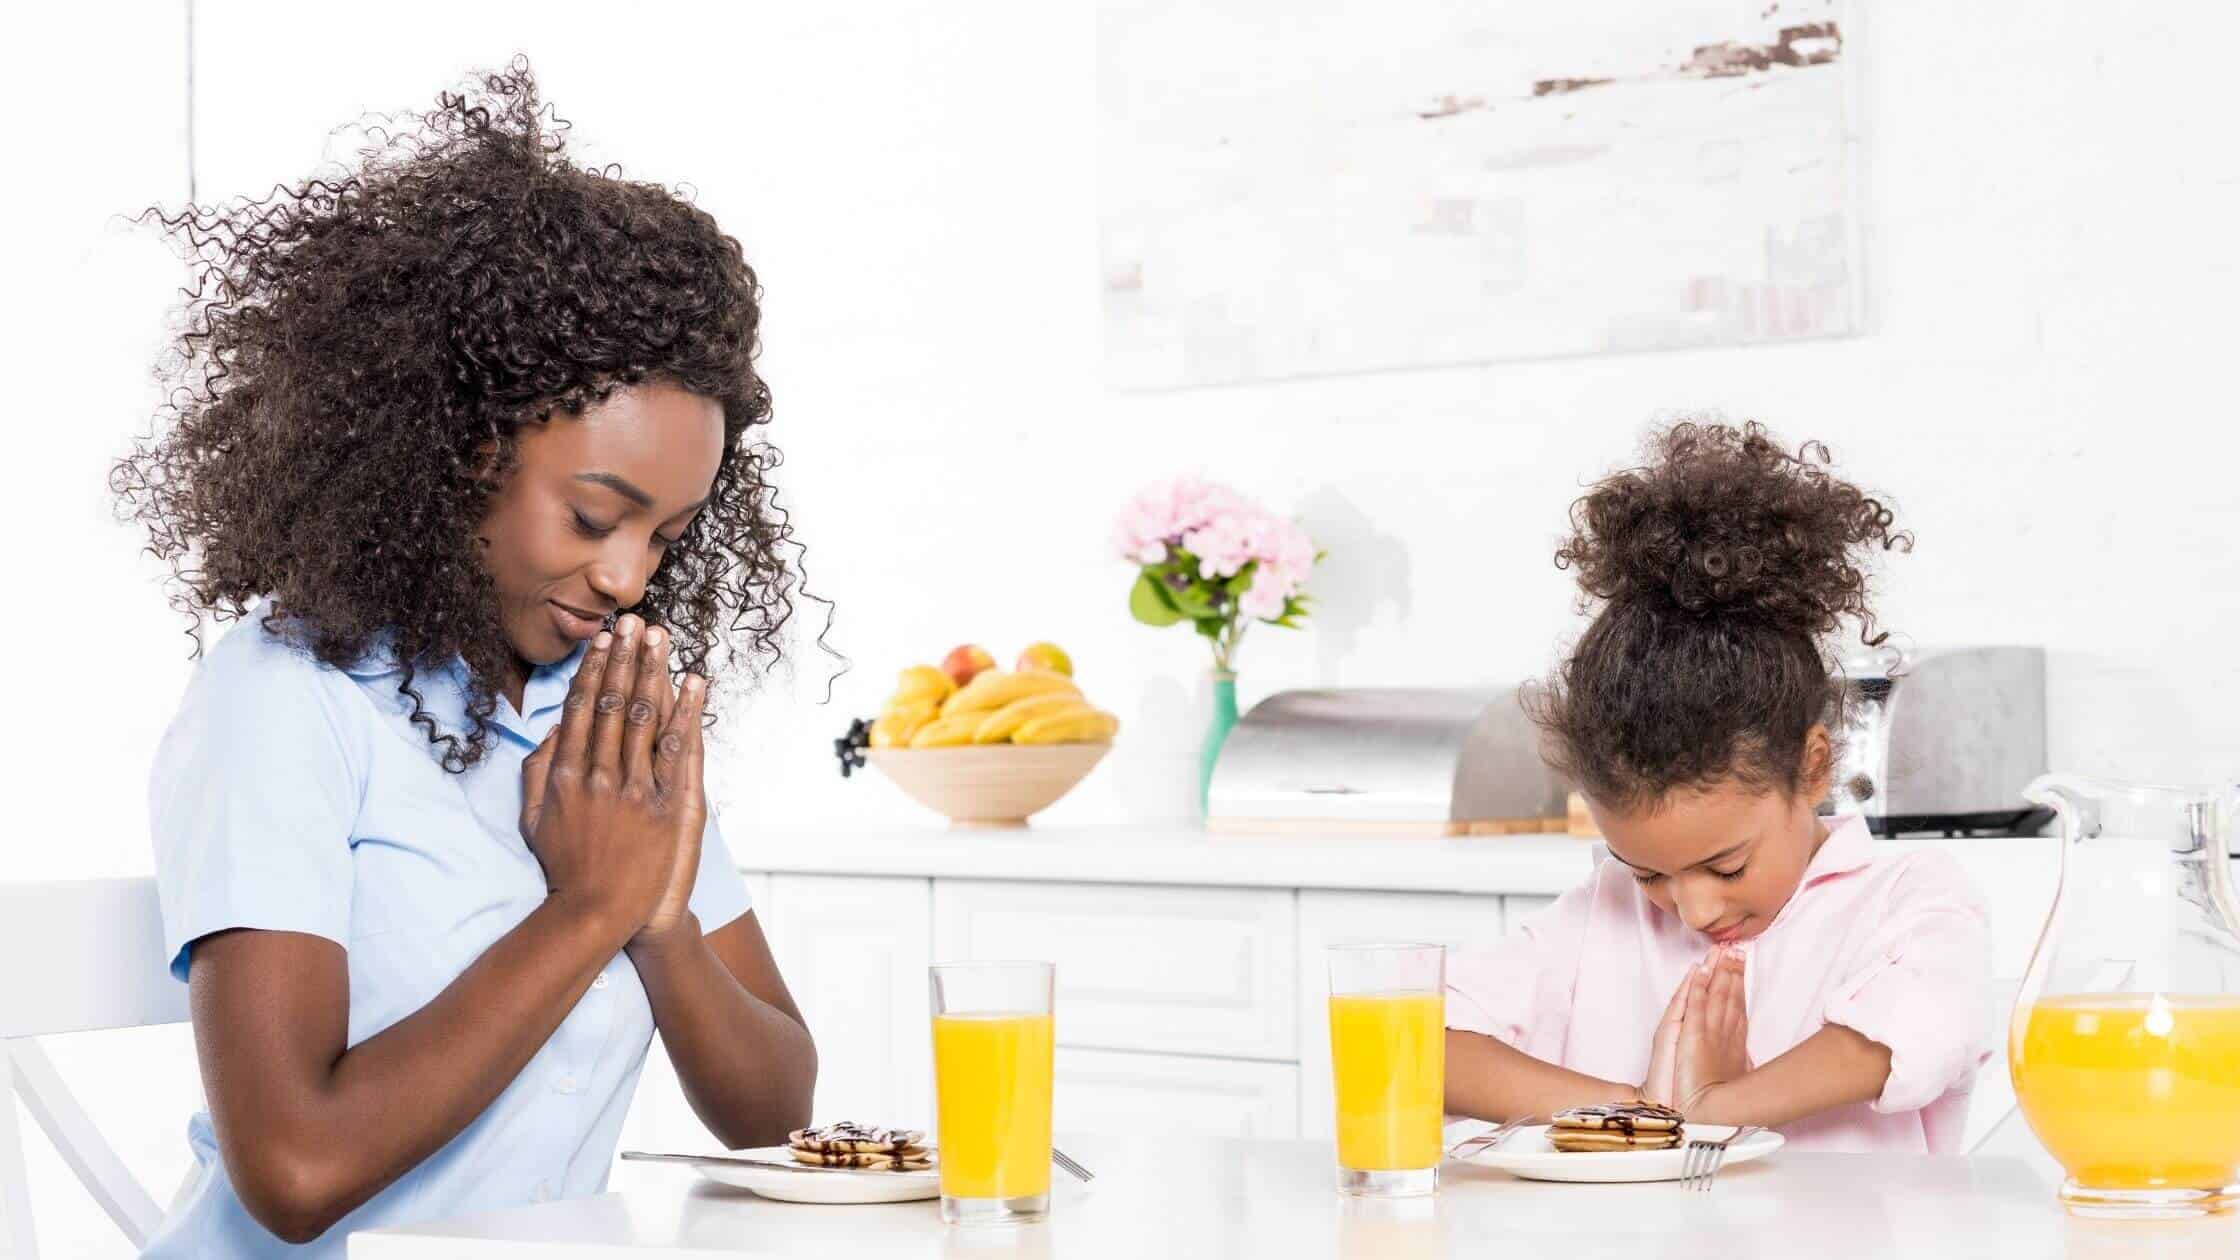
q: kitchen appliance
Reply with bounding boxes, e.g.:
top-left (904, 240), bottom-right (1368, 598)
top-left (1204, 688), bottom-right (1568, 836)
top-left (1825, 645), bottom-right (2050, 836)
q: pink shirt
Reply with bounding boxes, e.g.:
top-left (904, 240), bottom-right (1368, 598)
top-left (1445, 814), bottom-right (1992, 1152)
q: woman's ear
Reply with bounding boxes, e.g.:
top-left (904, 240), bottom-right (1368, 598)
top-left (1798, 723), bottom-right (1834, 802)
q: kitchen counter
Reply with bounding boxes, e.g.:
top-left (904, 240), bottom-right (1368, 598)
top-left (355, 1133), bottom-right (2237, 1259)
top-left (729, 820), bottom-right (2062, 903)
top-left (732, 821), bottom-right (1604, 896)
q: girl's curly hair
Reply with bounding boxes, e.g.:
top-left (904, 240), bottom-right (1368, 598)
top-left (113, 59), bottom-right (826, 771)
top-left (1527, 420), bottom-right (1912, 812)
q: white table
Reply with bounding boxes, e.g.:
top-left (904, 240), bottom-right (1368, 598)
top-left (351, 1134), bottom-right (2240, 1259)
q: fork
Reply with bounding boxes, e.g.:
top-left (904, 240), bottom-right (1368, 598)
top-left (1445, 1115), bottom-right (1533, 1161)
top-left (1680, 1126), bottom-right (1762, 1191)
top-left (1052, 1146), bottom-right (1096, 1183)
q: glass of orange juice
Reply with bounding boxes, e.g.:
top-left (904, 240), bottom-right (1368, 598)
top-left (1327, 942), bottom-right (1445, 1197)
top-left (930, 961), bottom-right (1055, 1225)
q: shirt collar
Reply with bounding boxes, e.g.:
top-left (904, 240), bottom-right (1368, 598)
top-left (1799, 813), bottom-right (1877, 886)
top-left (1757, 813), bottom-right (1875, 937)
top-left (339, 633), bottom-right (588, 745)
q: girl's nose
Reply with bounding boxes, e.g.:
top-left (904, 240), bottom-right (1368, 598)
top-left (1670, 879), bottom-right (1725, 934)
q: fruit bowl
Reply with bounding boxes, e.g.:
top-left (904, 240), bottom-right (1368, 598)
top-left (868, 742), bottom-right (1111, 829)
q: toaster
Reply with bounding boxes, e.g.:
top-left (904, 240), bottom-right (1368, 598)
top-left (1825, 645), bottom-right (2050, 836)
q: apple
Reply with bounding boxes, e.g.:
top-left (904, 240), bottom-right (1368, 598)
top-left (941, 644), bottom-right (996, 688)
top-left (1016, 641), bottom-right (1074, 677)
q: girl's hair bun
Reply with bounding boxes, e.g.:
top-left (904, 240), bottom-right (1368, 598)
top-left (1558, 420), bottom-right (1910, 644)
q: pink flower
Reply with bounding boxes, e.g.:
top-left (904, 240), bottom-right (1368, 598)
top-left (1239, 567), bottom-right (1291, 620)
top-left (1110, 476), bottom-right (1249, 565)
top-left (1182, 512), bottom-right (1257, 579)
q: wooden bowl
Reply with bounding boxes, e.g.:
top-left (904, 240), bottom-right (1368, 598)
top-left (867, 742), bottom-right (1112, 828)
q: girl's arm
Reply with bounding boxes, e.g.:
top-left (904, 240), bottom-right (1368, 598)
top-left (1688, 1025), bottom-right (1892, 1128)
top-left (1444, 1030), bottom-right (1641, 1122)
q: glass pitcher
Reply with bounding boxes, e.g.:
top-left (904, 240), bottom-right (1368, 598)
top-left (2008, 775), bottom-right (2240, 1218)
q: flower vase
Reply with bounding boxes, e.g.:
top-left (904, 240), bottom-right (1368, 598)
top-left (1200, 670), bottom-right (1238, 816)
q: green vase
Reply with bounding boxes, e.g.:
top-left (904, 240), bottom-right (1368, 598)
top-left (1200, 671), bottom-right (1239, 816)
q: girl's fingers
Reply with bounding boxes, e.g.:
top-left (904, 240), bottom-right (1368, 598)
top-left (622, 627), bottom-right (670, 786)
top-left (555, 631), bottom-right (612, 771)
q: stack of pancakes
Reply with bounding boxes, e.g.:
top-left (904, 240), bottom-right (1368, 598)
top-left (787, 1121), bottom-right (931, 1170)
top-left (1547, 1101), bottom-right (1685, 1152)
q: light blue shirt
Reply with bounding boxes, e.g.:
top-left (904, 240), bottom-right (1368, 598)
top-left (144, 620), bottom-right (750, 1258)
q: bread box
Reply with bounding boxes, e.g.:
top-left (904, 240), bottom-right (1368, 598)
top-left (1204, 687), bottom-right (1568, 836)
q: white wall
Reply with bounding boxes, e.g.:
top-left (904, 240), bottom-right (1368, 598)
top-left (7, 1), bottom-right (2238, 1252)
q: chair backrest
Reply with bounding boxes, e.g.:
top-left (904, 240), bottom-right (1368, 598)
top-left (1, 879), bottom-right (191, 1258)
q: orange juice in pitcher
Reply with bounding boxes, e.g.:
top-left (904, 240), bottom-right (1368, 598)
top-left (2010, 777), bottom-right (2240, 1218)
top-left (2012, 995), bottom-right (2240, 1190)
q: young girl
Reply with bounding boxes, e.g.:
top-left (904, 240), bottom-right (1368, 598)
top-left (1444, 421), bottom-right (1992, 1152)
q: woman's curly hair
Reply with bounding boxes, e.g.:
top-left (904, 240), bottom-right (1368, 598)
top-left (113, 60), bottom-right (825, 771)
top-left (1527, 420), bottom-right (1912, 812)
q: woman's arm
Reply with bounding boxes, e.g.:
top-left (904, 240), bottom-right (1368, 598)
top-left (628, 911), bottom-right (816, 1148)
top-left (190, 625), bottom-right (685, 1243)
top-left (1444, 1029), bottom-right (1640, 1122)
top-left (190, 905), bottom-right (633, 1243)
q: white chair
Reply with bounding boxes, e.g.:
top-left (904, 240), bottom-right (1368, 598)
top-left (0, 879), bottom-right (191, 1258)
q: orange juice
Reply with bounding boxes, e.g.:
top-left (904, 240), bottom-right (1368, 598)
top-left (2012, 994), bottom-right (2240, 1189)
top-left (933, 1012), bottom-right (1054, 1200)
top-left (1329, 992), bottom-right (1444, 1170)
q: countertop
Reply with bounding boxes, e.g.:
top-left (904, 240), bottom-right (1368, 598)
top-left (730, 820), bottom-right (2064, 909)
top-left (350, 1133), bottom-right (2238, 1259)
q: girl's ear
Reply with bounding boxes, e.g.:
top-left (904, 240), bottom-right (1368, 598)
top-left (1798, 723), bottom-right (1834, 802)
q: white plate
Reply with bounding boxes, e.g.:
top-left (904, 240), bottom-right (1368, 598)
top-left (1455, 1124), bottom-right (1784, 1184)
top-left (685, 1145), bottom-right (941, 1204)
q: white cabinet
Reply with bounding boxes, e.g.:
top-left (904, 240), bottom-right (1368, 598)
top-left (1504, 895), bottom-right (1557, 929)
top-left (622, 872), bottom-right (1557, 1163)
top-left (1294, 890), bottom-right (1507, 1140)
top-left (1055, 1050), bottom-right (1300, 1140)
top-left (762, 874), bottom-right (936, 1132)
top-left (934, 880), bottom-right (1297, 1061)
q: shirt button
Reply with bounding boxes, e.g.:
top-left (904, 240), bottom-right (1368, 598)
top-left (592, 972), bottom-right (610, 991)
top-left (556, 1075), bottom-right (578, 1094)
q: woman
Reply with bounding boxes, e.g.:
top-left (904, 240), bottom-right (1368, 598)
top-left (114, 64), bottom-right (818, 1254)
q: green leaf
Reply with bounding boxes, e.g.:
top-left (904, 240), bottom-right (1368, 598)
top-left (1224, 561), bottom-right (1257, 597)
top-left (1193, 617), bottom-right (1226, 639)
top-left (1167, 580), bottom-right (1218, 619)
top-left (1129, 571), bottom-right (1185, 627)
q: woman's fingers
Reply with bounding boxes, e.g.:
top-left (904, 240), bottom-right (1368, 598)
top-left (623, 627), bottom-right (670, 786)
top-left (520, 728), bottom-right (559, 834)
top-left (589, 616), bottom-right (641, 776)
top-left (555, 631), bottom-right (612, 772)
top-left (656, 674), bottom-right (707, 801)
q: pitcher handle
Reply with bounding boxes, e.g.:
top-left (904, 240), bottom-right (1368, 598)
top-left (2023, 773), bottom-right (2100, 843)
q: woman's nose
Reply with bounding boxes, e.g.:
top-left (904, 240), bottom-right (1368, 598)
top-left (584, 540), bottom-right (652, 610)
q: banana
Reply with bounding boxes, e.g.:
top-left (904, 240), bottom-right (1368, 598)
top-left (870, 707), bottom-right (934, 748)
top-left (973, 693), bottom-right (1092, 744)
top-left (908, 713), bottom-right (985, 749)
top-left (881, 694), bottom-right (941, 723)
top-left (940, 669), bottom-right (1080, 718)
top-left (1012, 708), bottom-right (1120, 746)
top-left (892, 664), bottom-right (955, 707)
